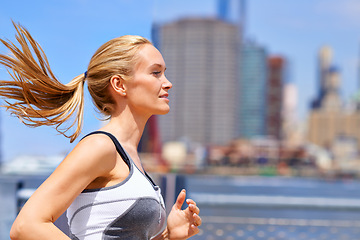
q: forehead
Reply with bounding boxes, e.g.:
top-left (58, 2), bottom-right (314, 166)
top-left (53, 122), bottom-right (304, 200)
top-left (135, 44), bottom-right (165, 70)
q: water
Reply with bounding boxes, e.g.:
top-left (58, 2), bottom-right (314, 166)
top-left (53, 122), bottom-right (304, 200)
top-left (182, 175), bottom-right (360, 240)
top-left (1, 174), bottom-right (360, 240)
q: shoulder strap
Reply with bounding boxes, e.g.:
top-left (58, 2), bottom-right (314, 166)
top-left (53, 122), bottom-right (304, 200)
top-left (81, 131), bottom-right (131, 167)
top-left (144, 171), bottom-right (157, 186)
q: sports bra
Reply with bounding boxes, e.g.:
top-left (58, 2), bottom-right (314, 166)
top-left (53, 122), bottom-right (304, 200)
top-left (66, 131), bottom-right (166, 240)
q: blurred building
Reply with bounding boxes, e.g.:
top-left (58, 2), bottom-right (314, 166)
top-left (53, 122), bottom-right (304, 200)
top-left (308, 46), bottom-right (360, 153)
top-left (282, 83), bottom-right (301, 146)
top-left (238, 40), bottom-right (267, 138)
top-left (311, 46), bottom-right (332, 109)
top-left (217, 0), bottom-right (246, 39)
top-left (331, 136), bottom-right (360, 170)
top-left (308, 110), bottom-right (360, 150)
top-left (309, 108), bottom-right (360, 175)
top-left (266, 56), bottom-right (286, 139)
top-left (154, 18), bottom-right (238, 145)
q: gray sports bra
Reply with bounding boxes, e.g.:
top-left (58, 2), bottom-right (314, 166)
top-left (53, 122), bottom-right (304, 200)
top-left (66, 131), bottom-right (166, 240)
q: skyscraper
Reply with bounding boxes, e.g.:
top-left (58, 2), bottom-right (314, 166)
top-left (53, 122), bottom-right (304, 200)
top-left (217, 0), bottom-right (246, 37)
top-left (266, 56), bottom-right (286, 139)
top-left (217, 0), bottom-right (231, 22)
top-left (309, 46), bottom-right (342, 112)
top-left (238, 40), bottom-right (268, 138)
top-left (153, 18), bottom-right (238, 145)
top-left (307, 46), bottom-right (360, 150)
top-left (311, 46), bottom-right (336, 109)
top-left (282, 83), bottom-right (299, 145)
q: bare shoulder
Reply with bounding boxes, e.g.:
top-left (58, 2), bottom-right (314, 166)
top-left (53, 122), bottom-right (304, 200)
top-left (65, 133), bottom-right (118, 176)
top-left (11, 133), bottom-right (119, 226)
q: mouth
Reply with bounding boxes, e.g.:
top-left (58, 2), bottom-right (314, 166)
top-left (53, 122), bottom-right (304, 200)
top-left (159, 93), bottom-right (169, 99)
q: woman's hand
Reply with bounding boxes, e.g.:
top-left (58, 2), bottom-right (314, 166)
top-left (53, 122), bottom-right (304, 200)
top-left (166, 189), bottom-right (202, 239)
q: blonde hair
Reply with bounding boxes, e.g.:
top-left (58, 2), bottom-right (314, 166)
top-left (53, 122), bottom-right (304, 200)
top-left (0, 22), bottom-right (151, 142)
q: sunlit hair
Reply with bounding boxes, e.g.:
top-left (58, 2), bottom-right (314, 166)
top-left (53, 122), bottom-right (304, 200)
top-left (86, 35), bottom-right (151, 116)
top-left (0, 22), bottom-right (151, 142)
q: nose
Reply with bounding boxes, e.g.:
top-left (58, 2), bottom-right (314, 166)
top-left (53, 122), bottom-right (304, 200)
top-left (162, 76), bottom-right (172, 90)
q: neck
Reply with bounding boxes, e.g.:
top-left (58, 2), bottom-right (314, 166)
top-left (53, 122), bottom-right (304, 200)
top-left (100, 106), bottom-right (150, 150)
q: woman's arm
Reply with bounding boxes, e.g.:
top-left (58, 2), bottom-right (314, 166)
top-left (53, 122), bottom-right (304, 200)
top-left (154, 189), bottom-right (202, 240)
top-left (10, 134), bottom-right (119, 240)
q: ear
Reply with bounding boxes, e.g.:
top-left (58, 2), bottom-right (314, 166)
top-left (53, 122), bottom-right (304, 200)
top-left (109, 75), bottom-right (127, 96)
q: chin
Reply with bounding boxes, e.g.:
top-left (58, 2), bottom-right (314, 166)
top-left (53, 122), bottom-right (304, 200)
top-left (154, 107), bottom-right (170, 115)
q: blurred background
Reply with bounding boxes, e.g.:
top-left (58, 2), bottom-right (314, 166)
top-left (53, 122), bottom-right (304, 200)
top-left (1, 0), bottom-right (360, 239)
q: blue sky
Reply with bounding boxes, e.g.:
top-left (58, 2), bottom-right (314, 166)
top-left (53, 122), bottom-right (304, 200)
top-left (0, 0), bottom-right (360, 161)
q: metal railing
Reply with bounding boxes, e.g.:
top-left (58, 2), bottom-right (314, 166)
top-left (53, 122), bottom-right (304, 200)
top-left (194, 217), bottom-right (360, 240)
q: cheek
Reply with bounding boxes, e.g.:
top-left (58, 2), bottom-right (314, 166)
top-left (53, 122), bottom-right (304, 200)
top-left (127, 74), bottom-right (162, 101)
top-left (138, 80), bottom-right (160, 95)
top-left (131, 75), bottom-right (156, 91)
top-left (128, 82), bottom-right (159, 105)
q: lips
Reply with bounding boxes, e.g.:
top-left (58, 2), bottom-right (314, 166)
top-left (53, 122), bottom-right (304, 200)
top-left (159, 93), bottom-right (169, 98)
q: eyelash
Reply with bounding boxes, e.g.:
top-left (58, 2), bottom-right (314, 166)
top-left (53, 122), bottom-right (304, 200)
top-left (152, 71), bottom-right (161, 76)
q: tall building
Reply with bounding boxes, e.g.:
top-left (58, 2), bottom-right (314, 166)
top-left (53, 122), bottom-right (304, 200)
top-left (217, 0), bottom-right (246, 42)
top-left (307, 46), bottom-right (360, 151)
top-left (217, 0), bottom-right (231, 22)
top-left (311, 46), bottom-right (334, 109)
top-left (238, 40), bottom-right (267, 138)
top-left (154, 18), bottom-right (238, 145)
top-left (282, 83), bottom-right (300, 146)
top-left (308, 109), bottom-right (360, 150)
top-left (266, 56), bottom-right (286, 139)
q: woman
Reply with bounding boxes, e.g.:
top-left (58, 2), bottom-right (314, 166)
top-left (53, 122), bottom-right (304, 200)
top-left (2, 22), bottom-right (202, 239)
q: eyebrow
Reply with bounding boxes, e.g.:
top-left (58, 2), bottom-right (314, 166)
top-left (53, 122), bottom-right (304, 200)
top-left (150, 63), bottom-right (166, 70)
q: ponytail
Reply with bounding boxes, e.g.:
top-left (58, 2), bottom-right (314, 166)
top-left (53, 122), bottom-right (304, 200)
top-left (0, 22), bottom-right (85, 142)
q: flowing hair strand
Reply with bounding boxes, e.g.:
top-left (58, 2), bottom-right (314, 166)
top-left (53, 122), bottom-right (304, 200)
top-left (0, 21), bottom-right (85, 142)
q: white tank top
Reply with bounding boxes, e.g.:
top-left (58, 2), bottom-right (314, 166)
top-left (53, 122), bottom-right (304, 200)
top-left (66, 131), bottom-right (166, 240)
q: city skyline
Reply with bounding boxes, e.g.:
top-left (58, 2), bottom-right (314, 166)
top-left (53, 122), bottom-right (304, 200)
top-left (0, 0), bottom-right (360, 161)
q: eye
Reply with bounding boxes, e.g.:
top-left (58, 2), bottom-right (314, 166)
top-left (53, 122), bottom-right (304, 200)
top-left (152, 71), bottom-right (161, 77)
